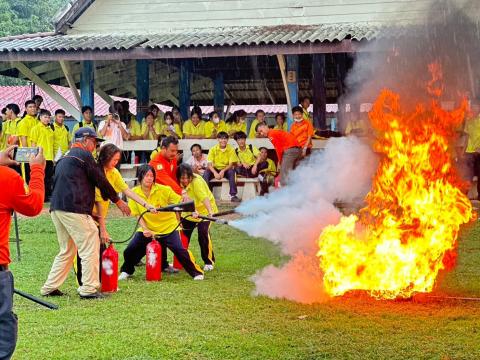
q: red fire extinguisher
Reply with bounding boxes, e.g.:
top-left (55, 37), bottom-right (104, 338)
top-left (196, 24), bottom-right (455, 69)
top-left (173, 231), bottom-right (189, 270)
top-left (101, 243), bottom-right (118, 293)
top-left (146, 238), bottom-right (162, 281)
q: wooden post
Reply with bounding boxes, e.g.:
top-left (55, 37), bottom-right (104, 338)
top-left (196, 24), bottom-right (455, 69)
top-left (136, 59), bottom-right (150, 123)
top-left (286, 55), bottom-right (299, 130)
top-left (179, 59), bottom-right (192, 121)
top-left (80, 60), bottom-right (94, 116)
top-left (312, 54), bottom-right (327, 130)
top-left (214, 72), bottom-right (224, 119)
top-left (59, 60), bottom-right (81, 108)
top-left (335, 53), bottom-right (347, 129)
top-left (12, 61), bottom-right (81, 120)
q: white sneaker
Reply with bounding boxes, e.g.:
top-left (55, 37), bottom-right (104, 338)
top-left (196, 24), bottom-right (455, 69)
top-left (193, 275), bottom-right (204, 281)
top-left (203, 264), bottom-right (214, 272)
top-left (118, 272), bottom-right (130, 280)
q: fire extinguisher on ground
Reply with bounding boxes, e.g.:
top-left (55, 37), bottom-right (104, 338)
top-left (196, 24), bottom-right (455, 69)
top-left (146, 238), bottom-right (162, 281)
top-left (173, 231), bottom-right (189, 270)
top-left (101, 243), bottom-right (119, 293)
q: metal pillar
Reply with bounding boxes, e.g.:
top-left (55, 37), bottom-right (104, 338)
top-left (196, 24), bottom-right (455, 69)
top-left (136, 60), bottom-right (150, 122)
top-left (214, 72), bottom-right (225, 119)
top-left (179, 59), bottom-right (192, 121)
top-left (312, 54), bottom-right (327, 130)
top-left (80, 60), bottom-right (94, 117)
top-left (286, 55), bottom-right (299, 130)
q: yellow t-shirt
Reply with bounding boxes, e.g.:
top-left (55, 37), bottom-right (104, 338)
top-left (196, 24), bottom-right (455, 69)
top-left (52, 122), bottom-right (71, 156)
top-left (274, 123), bottom-right (288, 131)
top-left (236, 145), bottom-right (259, 166)
top-left (16, 114), bottom-right (39, 146)
top-left (227, 121), bottom-right (247, 136)
top-left (127, 119), bottom-right (141, 137)
top-left (183, 120), bottom-right (206, 137)
top-left (159, 124), bottom-right (183, 138)
top-left (207, 144), bottom-right (238, 170)
top-left (248, 119), bottom-right (261, 138)
top-left (204, 121), bottom-right (227, 138)
top-left (150, 147), bottom-right (161, 161)
top-left (30, 123), bottom-right (54, 161)
top-left (129, 184), bottom-right (182, 235)
top-left (93, 167), bottom-right (129, 218)
top-left (140, 122), bottom-right (162, 140)
top-left (184, 174), bottom-right (218, 222)
top-left (465, 116), bottom-right (480, 153)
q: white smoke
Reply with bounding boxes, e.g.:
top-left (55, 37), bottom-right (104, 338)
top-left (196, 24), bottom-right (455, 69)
top-left (230, 136), bottom-right (378, 303)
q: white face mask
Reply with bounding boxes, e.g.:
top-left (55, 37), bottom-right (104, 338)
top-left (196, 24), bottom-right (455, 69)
top-left (212, 117), bottom-right (220, 124)
top-left (165, 119), bottom-right (173, 125)
top-left (294, 118), bottom-right (303, 123)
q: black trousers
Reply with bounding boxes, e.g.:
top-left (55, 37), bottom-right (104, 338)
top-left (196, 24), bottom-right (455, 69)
top-left (120, 231), bottom-right (203, 278)
top-left (235, 161), bottom-right (268, 178)
top-left (203, 168), bottom-right (237, 196)
top-left (45, 160), bottom-right (54, 201)
top-left (181, 219), bottom-right (215, 265)
top-left (0, 270), bottom-right (17, 360)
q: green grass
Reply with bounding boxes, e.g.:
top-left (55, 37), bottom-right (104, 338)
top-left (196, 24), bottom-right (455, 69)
top-left (7, 211), bottom-right (480, 360)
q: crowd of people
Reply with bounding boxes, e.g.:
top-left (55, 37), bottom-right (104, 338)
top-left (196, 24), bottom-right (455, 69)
top-left (0, 96), bottom-right (317, 202)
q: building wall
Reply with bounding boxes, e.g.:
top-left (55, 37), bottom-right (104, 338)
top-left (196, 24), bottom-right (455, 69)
top-left (69, 0), bottom-right (445, 33)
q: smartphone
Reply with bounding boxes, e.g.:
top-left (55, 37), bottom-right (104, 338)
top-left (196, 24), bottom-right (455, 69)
top-left (13, 147), bottom-right (39, 162)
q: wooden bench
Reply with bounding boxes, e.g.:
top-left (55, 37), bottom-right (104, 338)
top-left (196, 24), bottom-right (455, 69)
top-left (210, 177), bottom-right (259, 201)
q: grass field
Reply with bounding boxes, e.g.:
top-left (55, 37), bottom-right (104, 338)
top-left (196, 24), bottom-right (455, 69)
top-left (7, 209), bottom-right (480, 360)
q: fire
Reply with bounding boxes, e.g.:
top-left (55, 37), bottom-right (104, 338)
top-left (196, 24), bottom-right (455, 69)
top-left (317, 84), bottom-right (473, 299)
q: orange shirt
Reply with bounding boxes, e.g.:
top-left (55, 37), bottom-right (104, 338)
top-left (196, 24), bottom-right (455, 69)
top-left (290, 120), bottom-right (314, 148)
top-left (149, 152), bottom-right (182, 195)
top-left (0, 164), bottom-right (45, 265)
top-left (267, 129), bottom-right (300, 162)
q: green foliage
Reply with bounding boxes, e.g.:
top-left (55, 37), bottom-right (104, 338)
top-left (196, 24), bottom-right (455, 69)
top-left (6, 211), bottom-right (480, 359)
top-left (0, 0), bottom-right (69, 37)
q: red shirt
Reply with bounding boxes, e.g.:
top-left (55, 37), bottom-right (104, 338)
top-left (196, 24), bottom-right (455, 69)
top-left (290, 120), bottom-right (314, 148)
top-left (0, 164), bottom-right (45, 265)
top-left (267, 129), bottom-right (300, 162)
top-left (149, 152), bottom-right (182, 195)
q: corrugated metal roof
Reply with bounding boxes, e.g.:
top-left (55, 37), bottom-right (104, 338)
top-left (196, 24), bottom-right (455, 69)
top-left (0, 24), bottom-right (405, 53)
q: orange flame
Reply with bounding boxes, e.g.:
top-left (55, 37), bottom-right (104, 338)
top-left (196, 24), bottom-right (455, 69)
top-left (317, 77), bottom-right (473, 299)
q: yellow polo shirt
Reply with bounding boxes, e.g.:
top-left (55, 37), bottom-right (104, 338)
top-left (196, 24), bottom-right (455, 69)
top-left (52, 122), bottom-right (71, 156)
top-left (154, 116), bottom-right (164, 129)
top-left (248, 119), bottom-right (261, 138)
top-left (16, 114), bottom-right (39, 146)
top-left (184, 174), bottom-right (218, 222)
top-left (183, 120), bottom-right (206, 137)
top-left (236, 145), bottom-right (259, 166)
top-left (465, 116), bottom-right (480, 153)
top-left (30, 122), bottom-right (54, 161)
top-left (159, 124), bottom-right (183, 138)
top-left (0, 121), bottom-right (8, 150)
top-left (274, 123), bottom-right (288, 131)
top-left (227, 121), bottom-right (246, 136)
top-left (207, 144), bottom-right (238, 170)
top-left (128, 184), bottom-right (182, 235)
top-left (73, 121), bottom-right (96, 134)
top-left (140, 122), bottom-right (162, 140)
top-left (303, 108), bottom-right (312, 124)
top-left (204, 121), bottom-right (227, 138)
top-left (93, 167), bottom-right (129, 218)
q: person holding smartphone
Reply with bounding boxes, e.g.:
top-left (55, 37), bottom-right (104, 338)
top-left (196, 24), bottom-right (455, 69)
top-left (0, 145), bottom-right (45, 360)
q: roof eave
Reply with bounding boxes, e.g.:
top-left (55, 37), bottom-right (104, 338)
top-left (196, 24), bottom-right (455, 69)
top-left (0, 40), bottom-right (369, 62)
top-left (54, 0), bottom-right (96, 34)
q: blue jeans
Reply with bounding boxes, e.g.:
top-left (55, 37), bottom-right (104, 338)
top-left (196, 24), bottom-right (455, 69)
top-left (0, 270), bottom-right (17, 360)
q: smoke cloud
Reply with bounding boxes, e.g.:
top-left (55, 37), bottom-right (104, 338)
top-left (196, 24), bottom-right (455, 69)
top-left (231, 0), bottom-right (480, 304)
top-left (231, 137), bottom-right (378, 303)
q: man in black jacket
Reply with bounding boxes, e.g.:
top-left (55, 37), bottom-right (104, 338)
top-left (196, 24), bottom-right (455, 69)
top-left (41, 127), bottom-right (130, 299)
